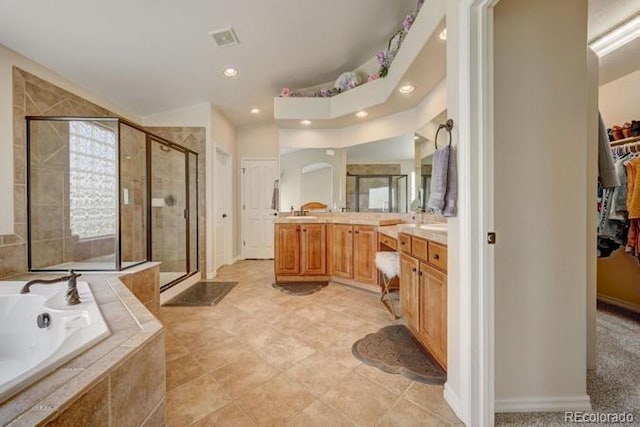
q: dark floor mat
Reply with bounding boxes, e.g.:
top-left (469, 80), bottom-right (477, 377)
top-left (272, 281), bottom-right (328, 296)
top-left (164, 281), bottom-right (237, 306)
top-left (352, 325), bottom-right (446, 385)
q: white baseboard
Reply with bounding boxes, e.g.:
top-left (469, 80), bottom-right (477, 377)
top-left (495, 395), bottom-right (591, 413)
top-left (444, 382), bottom-right (466, 424)
top-left (160, 274), bottom-right (200, 305)
top-left (597, 294), bottom-right (640, 313)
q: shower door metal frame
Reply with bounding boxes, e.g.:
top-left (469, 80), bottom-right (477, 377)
top-left (351, 174), bottom-right (408, 213)
top-left (25, 116), bottom-right (200, 285)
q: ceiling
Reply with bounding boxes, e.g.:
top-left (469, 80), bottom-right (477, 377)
top-left (588, 0), bottom-right (640, 84)
top-left (0, 0), bottom-right (418, 125)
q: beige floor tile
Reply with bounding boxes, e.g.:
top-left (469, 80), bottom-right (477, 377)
top-left (211, 351), bottom-right (280, 398)
top-left (165, 332), bottom-right (189, 362)
top-left (354, 364), bottom-right (413, 396)
top-left (377, 398), bottom-right (451, 427)
top-left (253, 334), bottom-right (317, 370)
top-left (284, 351), bottom-right (355, 397)
top-left (191, 402), bottom-right (257, 427)
top-left (403, 383), bottom-right (462, 425)
top-left (166, 353), bottom-right (206, 392)
top-left (286, 400), bottom-right (355, 427)
top-left (237, 374), bottom-right (315, 426)
top-left (172, 325), bottom-right (236, 352)
top-left (321, 371), bottom-right (399, 426)
top-left (190, 338), bottom-right (252, 372)
top-left (166, 374), bottom-right (231, 427)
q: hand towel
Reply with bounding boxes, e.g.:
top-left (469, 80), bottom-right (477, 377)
top-left (271, 180), bottom-right (280, 211)
top-left (427, 145), bottom-right (450, 215)
top-left (443, 146), bottom-right (457, 217)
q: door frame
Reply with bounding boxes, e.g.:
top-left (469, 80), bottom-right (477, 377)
top-left (447, 0), bottom-right (497, 425)
top-left (240, 158), bottom-right (279, 259)
top-left (214, 147), bottom-right (232, 270)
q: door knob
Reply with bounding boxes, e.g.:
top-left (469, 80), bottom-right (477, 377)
top-left (222, 213), bottom-right (227, 218)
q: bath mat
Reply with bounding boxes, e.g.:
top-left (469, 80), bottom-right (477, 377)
top-left (164, 281), bottom-right (237, 306)
top-left (272, 281), bottom-right (328, 296)
top-left (351, 325), bottom-right (446, 384)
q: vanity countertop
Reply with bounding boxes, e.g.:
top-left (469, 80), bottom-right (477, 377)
top-left (378, 225), bottom-right (400, 239)
top-left (274, 214), bottom-right (403, 226)
top-left (398, 223), bottom-right (448, 245)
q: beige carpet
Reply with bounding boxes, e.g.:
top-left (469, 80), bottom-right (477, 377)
top-left (496, 302), bottom-right (640, 426)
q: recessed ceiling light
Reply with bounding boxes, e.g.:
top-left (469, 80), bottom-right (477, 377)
top-left (250, 108), bottom-right (260, 114)
top-left (223, 67), bottom-right (238, 77)
top-left (399, 85), bottom-right (415, 94)
top-left (300, 120), bottom-right (311, 126)
top-left (590, 15), bottom-right (640, 56)
top-left (439, 29), bottom-right (447, 41)
top-left (355, 111), bottom-right (368, 118)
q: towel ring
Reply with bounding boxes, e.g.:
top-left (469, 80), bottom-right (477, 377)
top-left (434, 119), bottom-right (454, 150)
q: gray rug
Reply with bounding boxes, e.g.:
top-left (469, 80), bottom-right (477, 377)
top-left (272, 281), bottom-right (328, 296)
top-left (496, 302), bottom-right (640, 426)
top-left (352, 325), bottom-right (446, 385)
top-left (164, 281), bottom-right (237, 306)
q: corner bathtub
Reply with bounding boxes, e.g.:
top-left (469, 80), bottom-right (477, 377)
top-left (0, 281), bottom-right (110, 403)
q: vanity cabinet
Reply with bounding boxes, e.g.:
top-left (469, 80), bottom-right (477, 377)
top-left (274, 223), bottom-right (326, 277)
top-left (399, 232), bottom-right (448, 369)
top-left (329, 224), bottom-right (377, 286)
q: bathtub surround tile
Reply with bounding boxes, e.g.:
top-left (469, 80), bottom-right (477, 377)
top-left (110, 332), bottom-right (165, 425)
top-left (43, 377), bottom-right (109, 427)
top-left (0, 242), bottom-right (27, 280)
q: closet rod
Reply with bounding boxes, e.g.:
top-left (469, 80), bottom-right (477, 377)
top-left (609, 135), bottom-right (640, 147)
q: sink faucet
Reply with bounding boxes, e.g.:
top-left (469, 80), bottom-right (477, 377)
top-left (21, 270), bottom-right (82, 305)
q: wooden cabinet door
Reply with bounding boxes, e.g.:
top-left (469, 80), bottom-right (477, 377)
top-left (274, 224), bottom-right (300, 275)
top-left (419, 262), bottom-right (447, 369)
top-left (353, 225), bottom-right (378, 285)
top-left (300, 224), bottom-right (327, 275)
top-left (399, 253), bottom-right (420, 332)
top-left (331, 224), bottom-right (353, 279)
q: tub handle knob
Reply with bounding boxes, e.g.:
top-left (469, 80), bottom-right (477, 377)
top-left (37, 312), bottom-right (51, 329)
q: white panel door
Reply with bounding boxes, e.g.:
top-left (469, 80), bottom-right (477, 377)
top-left (241, 159), bottom-right (279, 259)
top-left (215, 150), bottom-right (230, 269)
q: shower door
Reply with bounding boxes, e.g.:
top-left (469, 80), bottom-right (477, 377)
top-left (150, 139), bottom-right (191, 288)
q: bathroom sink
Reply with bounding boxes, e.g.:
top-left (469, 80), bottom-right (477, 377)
top-left (418, 223), bottom-right (447, 231)
top-left (285, 216), bottom-right (318, 220)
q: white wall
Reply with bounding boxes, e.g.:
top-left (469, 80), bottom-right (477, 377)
top-left (494, 0), bottom-right (590, 411)
top-left (599, 69), bottom-right (640, 127)
top-left (238, 122), bottom-right (279, 160)
top-left (0, 44), bottom-right (140, 235)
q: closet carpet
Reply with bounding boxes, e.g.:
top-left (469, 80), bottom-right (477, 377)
top-left (495, 302), bottom-right (640, 426)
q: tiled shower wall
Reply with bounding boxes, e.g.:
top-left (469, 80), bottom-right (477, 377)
top-left (0, 67), bottom-right (206, 279)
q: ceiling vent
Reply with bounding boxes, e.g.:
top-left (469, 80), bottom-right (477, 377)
top-left (210, 27), bottom-right (239, 47)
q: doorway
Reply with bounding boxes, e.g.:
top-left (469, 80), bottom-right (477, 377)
top-left (241, 159), bottom-right (279, 259)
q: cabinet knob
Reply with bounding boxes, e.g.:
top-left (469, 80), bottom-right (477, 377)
top-left (433, 254), bottom-right (440, 260)
top-left (355, 231), bottom-right (360, 234)
top-left (302, 229), bottom-right (307, 232)
top-left (418, 271), bottom-right (423, 277)
top-left (401, 242), bottom-right (405, 245)
top-left (348, 230), bottom-right (352, 234)
top-left (412, 267), bottom-right (417, 272)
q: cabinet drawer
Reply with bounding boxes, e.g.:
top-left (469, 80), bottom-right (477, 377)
top-left (411, 237), bottom-right (428, 262)
top-left (398, 233), bottom-right (411, 254)
top-left (427, 241), bottom-right (447, 271)
top-left (378, 233), bottom-right (397, 250)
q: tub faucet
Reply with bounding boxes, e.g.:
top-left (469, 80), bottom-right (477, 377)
top-left (21, 270), bottom-right (82, 305)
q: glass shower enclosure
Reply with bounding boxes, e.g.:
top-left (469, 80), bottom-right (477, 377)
top-left (26, 117), bottom-right (199, 290)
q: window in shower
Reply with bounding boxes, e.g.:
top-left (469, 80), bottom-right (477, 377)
top-left (68, 121), bottom-right (117, 239)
